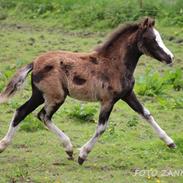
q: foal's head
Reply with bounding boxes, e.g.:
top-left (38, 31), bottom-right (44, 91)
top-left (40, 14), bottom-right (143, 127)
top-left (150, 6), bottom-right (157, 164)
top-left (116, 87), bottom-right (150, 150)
top-left (137, 17), bottom-right (174, 65)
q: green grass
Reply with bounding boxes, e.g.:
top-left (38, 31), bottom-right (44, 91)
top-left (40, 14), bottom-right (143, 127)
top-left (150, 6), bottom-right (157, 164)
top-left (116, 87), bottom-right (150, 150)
top-left (0, 2), bottom-right (183, 182)
top-left (0, 0), bottom-right (183, 31)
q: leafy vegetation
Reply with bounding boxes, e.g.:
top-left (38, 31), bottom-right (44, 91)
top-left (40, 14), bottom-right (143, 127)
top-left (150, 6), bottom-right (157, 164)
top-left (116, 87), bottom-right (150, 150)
top-left (63, 103), bottom-right (97, 122)
top-left (0, 0), bottom-right (183, 30)
top-left (157, 96), bottom-right (183, 110)
top-left (20, 115), bottom-right (45, 132)
top-left (135, 68), bottom-right (183, 96)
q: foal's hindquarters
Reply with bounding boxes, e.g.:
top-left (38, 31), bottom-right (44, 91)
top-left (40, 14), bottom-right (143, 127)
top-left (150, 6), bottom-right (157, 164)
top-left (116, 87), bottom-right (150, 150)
top-left (0, 52), bottom-right (76, 158)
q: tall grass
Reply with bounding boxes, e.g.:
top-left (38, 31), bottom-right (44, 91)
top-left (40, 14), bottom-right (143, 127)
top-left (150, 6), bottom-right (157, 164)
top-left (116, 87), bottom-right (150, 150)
top-left (0, 0), bottom-right (182, 29)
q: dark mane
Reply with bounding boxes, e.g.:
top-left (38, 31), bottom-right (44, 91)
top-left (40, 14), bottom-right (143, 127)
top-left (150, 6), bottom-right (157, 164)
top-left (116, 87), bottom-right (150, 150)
top-left (95, 23), bottom-right (139, 53)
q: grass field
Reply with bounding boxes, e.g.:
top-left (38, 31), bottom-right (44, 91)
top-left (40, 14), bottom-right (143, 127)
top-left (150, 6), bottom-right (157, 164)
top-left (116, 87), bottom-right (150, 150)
top-left (0, 1), bottom-right (183, 183)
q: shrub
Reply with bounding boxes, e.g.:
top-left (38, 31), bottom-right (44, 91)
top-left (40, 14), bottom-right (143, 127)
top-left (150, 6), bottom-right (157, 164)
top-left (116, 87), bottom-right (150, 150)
top-left (0, 0), bottom-right (16, 9)
top-left (157, 96), bottom-right (183, 110)
top-left (0, 0), bottom-right (182, 29)
top-left (20, 115), bottom-right (44, 132)
top-left (135, 68), bottom-right (183, 96)
top-left (135, 68), bottom-right (167, 96)
top-left (64, 102), bottom-right (97, 122)
top-left (127, 116), bottom-right (139, 127)
top-left (159, 0), bottom-right (183, 26)
top-left (163, 68), bottom-right (183, 91)
top-left (0, 10), bottom-right (7, 20)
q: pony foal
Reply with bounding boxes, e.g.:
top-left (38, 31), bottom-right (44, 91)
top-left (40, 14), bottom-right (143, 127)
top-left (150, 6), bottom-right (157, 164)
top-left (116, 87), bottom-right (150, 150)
top-left (0, 17), bottom-right (176, 165)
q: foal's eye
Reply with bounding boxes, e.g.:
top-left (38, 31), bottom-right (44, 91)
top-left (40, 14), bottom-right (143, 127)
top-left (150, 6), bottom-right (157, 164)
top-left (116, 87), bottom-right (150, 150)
top-left (143, 37), bottom-right (151, 42)
top-left (146, 37), bottom-right (156, 42)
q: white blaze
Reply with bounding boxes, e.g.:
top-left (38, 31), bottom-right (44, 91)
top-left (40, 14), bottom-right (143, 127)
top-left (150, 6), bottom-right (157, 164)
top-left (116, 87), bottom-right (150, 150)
top-left (153, 28), bottom-right (174, 59)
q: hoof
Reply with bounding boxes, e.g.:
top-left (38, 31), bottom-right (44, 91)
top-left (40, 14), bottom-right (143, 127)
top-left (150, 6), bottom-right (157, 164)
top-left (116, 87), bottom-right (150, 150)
top-left (167, 143), bottom-right (176, 149)
top-left (66, 151), bottom-right (74, 160)
top-left (78, 156), bottom-right (85, 165)
top-left (67, 156), bottom-right (74, 160)
top-left (0, 148), bottom-right (5, 153)
top-left (0, 141), bottom-right (8, 153)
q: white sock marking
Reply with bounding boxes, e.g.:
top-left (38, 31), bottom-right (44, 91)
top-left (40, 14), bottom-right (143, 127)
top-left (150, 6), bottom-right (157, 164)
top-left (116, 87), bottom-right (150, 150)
top-left (45, 121), bottom-right (73, 152)
top-left (80, 123), bottom-right (108, 159)
top-left (143, 108), bottom-right (173, 145)
top-left (0, 112), bottom-right (19, 151)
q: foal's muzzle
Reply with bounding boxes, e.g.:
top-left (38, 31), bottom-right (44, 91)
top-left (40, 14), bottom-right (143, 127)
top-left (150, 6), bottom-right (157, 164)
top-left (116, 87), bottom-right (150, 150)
top-left (164, 54), bottom-right (174, 66)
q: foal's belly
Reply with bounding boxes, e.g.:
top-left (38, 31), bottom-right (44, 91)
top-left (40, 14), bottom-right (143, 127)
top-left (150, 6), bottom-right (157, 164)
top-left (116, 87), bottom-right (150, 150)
top-left (67, 78), bottom-right (118, 102)
top-left (67, 82), bottom-right (99, 102)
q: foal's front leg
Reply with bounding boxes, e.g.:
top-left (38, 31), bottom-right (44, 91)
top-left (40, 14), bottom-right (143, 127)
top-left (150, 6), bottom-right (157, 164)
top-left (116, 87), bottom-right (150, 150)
top-left (78, 101), bottom-right (114, 165)
top-left (122, 91), bottom-right (176, 148)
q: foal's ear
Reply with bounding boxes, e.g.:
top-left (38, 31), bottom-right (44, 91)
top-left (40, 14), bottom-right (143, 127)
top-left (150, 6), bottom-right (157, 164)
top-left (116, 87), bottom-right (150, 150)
top-left (140, 17), bottom-right (155, 29)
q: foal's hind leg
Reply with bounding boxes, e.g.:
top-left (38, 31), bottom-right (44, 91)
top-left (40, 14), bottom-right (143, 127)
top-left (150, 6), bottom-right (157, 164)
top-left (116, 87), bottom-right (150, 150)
top-left (0, 86), bottom-right (44, 152)
top-left (37, 96), bottom-right (73, 159)
top-left (78, 100), bottom-right (114, 165)
top-left (122, 91), bottom-right (176, 148)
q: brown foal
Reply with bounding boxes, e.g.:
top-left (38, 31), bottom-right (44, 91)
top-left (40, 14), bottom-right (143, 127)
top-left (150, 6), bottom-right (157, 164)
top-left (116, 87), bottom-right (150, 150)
top-left (0, 17), bottom-right (175, 165)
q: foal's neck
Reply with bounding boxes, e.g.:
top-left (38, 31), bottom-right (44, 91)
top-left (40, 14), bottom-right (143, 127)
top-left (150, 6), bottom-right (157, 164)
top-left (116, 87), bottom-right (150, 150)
top-left (122, 40), bottom-right (142, 74)
top-left (99, 30), bottom-right (142, 74)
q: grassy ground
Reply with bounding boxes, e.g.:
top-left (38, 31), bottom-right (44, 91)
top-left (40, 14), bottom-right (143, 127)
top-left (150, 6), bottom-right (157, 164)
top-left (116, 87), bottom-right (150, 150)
top-left (0, 16), bottom-right (183, 183)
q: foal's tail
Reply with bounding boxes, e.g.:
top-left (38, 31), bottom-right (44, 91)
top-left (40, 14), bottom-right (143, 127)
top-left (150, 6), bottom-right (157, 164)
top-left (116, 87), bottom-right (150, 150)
top-left (0, 63), bottom-right (33, 103)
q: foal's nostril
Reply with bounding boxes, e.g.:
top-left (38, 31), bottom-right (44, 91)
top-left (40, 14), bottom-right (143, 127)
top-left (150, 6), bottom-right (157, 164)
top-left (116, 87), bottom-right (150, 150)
top-left (167, 55), bottom-right (174, 66)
